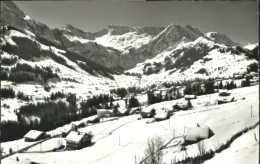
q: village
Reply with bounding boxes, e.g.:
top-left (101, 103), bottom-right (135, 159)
top-left (1, 1), bottom-right (258, 163)
top-left (1, 72), bottom-right (259, 164)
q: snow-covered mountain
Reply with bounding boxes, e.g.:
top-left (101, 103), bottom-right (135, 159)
top-left (127, 36), bottom-right (258, 86)
top-left (1, 1), bottom-right (258, 90)
top-left (94, 25), bottom-right (165, 51)
top-left (204, 32), bottom-right (239, 46)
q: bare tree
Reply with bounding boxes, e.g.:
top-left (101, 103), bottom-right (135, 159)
top-left (142, 136), bottom-right (164, 164)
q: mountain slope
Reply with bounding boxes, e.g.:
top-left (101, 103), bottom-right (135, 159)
top-left (0, 26), bottom-right (140, 121)
top-left (2, 1), bottom-right (252, 72)
top-left (204, 32), bottom-right (239, 46)
top-left (127, 36), bottom-right (258, 86)
top-left (94, 25), bottom-right (164, 51)
top-left (1, 1), bottom-right (258, 88)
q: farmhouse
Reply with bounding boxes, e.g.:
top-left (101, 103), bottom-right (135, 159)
top-left (24, 130), bottom-right (46, 142)
top-left (65, 131), bottom-right (91, 150)
top-left (184, 125), bottom-right (211, 144)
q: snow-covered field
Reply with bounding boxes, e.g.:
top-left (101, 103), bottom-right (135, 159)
top-left (1, 86), bottom-right (258, 164)
top-left (204, 125), bottom-right (259, 164)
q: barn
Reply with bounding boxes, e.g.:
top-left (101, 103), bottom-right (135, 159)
top-left (65, 131), bottom-right (92, 150)
top-left (24, 130), bottom-right (46, 142)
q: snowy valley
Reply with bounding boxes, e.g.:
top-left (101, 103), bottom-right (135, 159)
top-left (0, 1), bottom-right (259, 164)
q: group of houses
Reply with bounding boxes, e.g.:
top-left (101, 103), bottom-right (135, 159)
top-left (24, 125), bottom-right (92, 150)
top-left (153, 85), bottom-right (186, 100)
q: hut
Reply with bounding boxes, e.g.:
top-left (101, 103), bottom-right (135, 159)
top-left (24, 130), bottom-right (46, 142)
top-left (154, 108), bottom-right (170, 121)
top-left (184, 124), bottom-right (212, 145)
top-left (65, 131), bottom-right (92, 150)
top-left (217, 90), bottom-right (234, 104)
top-left (97, 109), bottom-right (114, 119)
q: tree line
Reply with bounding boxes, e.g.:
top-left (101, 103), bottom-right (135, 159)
top-left (1, 92), bottom-right (118, 142)
top-left (110, 86), bottom-right (146, 99)
top-left (1, 56), bottom-right (18, 66)
top-left (1, 87), bottom-right (31, 101)
top-left (147, 77), bottom-right (249, 105)
top-left (1, 63), bottom-right (59, 83)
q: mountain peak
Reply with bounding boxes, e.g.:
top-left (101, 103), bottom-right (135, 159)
top-left (244, 43), bottom-right (258, 50)
top-left (107, 25), bottom-right (130, 29)
top-left (1, 1), bottom-right (25, 27)
top-left (204, 32), bottom-right (239, 46)
top-left (62, 24), bottom-right (95, 40)
top-left (63, 24), bottom-right (88, 33)
top-left (107, 25), bottom-right (132, 35)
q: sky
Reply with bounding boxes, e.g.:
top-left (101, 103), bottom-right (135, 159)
top-left (14, 1), bottom-right (258, 45)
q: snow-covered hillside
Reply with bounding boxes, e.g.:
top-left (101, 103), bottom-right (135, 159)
top-left (1, 86), bottom-right (259, 164)
top-left (127, 36), bottom-right (258, 86)
top-left (95, 25), bottom-right (164, 52)
top-left (244, 43), bottom-right (258, 51)
top-left (0, 28), bottom-right (139, 122)
top-left (204, 32), bottom-right (239, 46)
